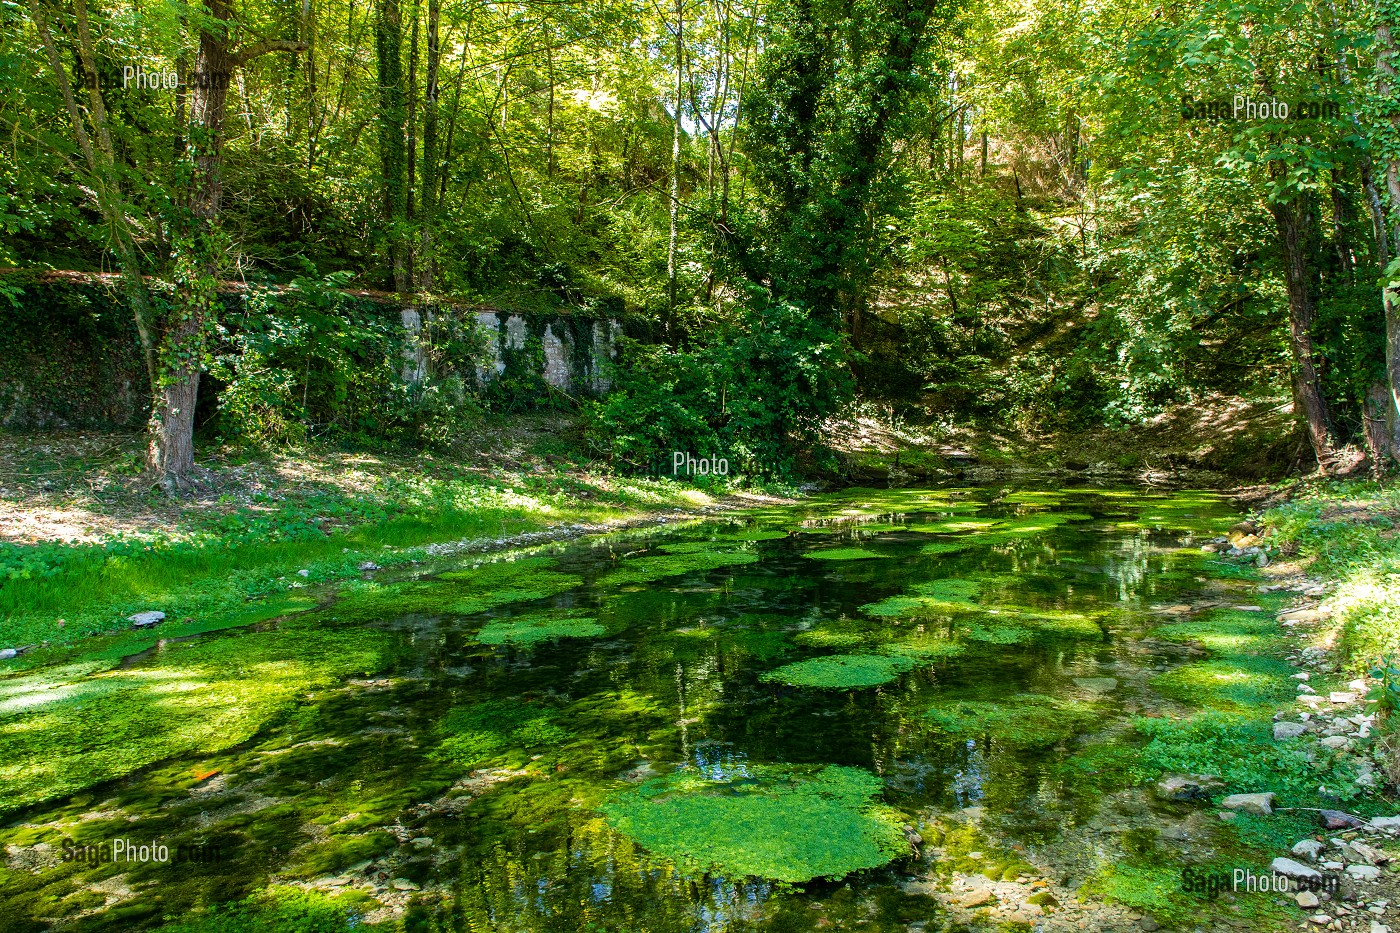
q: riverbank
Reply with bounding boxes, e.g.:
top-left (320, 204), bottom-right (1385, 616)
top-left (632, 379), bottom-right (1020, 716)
top-left (0, 423), bottom-right (790, 660)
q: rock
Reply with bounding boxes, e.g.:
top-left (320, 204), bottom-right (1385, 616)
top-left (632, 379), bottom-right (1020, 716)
top-left (1140, 918), bottom-right (1160, 931)
top-left (1321, 810), bottom-right (1369, 830)
top-left (1223, 792), bottom-right (1275, 816)
top-left (1373, 923), bottom-right (1390, 933)
top-left (1322, 736), bottom-right (1351, 750)
top-left (1299, 695), bottom-right (1326, 708)
top-left (1368, 817), bottom-right (1400, 831)
top-left (1271, 857), bottom-right (1323, 882)
top-left (1332, 692), bottom-right (1359, 704)
top-left (390, 878), bottom-right (419, 891)
top-left (1352, 841), bottom-right (1389, 864)
top-left (960, 888), bottom-right (994, 908)
top-left (1294, 839), bottom-right (1326, 859)
top-left (1297, 891), bottom-right (1321, 908)
top-left (358, 561), bottom-right (381, 571)
top-left (1275, 722), bottom-right (1309, 740)
top-left (128, 610), bottom-right (165, 628)
top-left (1299, 684), bottom-right (1317, 694)
top-left (1073, 677), bottom-right (1119, 693)
top-left (1349, 865), bottom-right (1383, 881)
top-left (1155, 774), bottom-right (1225, 801)
top-left (410, 837), bottom-right (433, 850)
top-left (1322, 860), bottom-right (1344, 870)
top-left (0, 648), bottom-right (15, 660)
top-left (1294, 672), bottom-right (1311, 680)
top-left (296, 569), bottom-right (311, 578)
top-left (1310, 914), bottom-right (1333, 926)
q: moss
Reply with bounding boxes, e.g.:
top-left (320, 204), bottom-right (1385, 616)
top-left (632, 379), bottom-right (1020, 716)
top-left (761, 653), bottom-right (918, 688)
top-left (596, 549), bottom-right (759, 586)
top-left (803, 548), bottom-right (887, 561)
top-left (476, 611), bottom-right (605, 646)
top-left (0, 625), bottom-right (386, 814)
top-left (1150, 656), bottom-right (1294, 712)
top-left (431, 700), bottom-right (570, 769)
top-left (600, 764), bottom-right (906, 882)
top-left (156, 886), bottom-right (382, 933)
top-left (919, 540), bottom-right (975, 555)
top-left (334, 556), bottom-right (583, 620)
top-left (1079, 863), bottom-right (1199, 928)
top-left (923, 695), bottom-right (1097, 744)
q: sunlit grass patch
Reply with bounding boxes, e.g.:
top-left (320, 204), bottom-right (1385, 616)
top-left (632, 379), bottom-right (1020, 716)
top-left (600, 764), bottom-right (905, 882)
top-left (1151, 656), bottom-right (1293, 712)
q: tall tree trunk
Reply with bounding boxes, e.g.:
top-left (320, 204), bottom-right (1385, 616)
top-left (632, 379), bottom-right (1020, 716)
top-left (1267, 189), bottom-right (1343, 472)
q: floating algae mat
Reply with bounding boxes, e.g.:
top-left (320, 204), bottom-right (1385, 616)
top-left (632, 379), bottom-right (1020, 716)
top-left (0, 484), bottom-right (1258, 931)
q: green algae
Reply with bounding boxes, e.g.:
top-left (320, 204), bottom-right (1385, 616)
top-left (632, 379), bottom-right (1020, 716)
top-left (600, 764), bottom-right (906, 882)
top-left (334, 556), bottom-right (582, 620)
top-left (918, 539), bottom-right (975, 555)
top-left (596, 549), bottom-right (759, 586)
top-left (432, 699), bottom-right (571, 769)
top-left (0, 625), bottom-right (387, 813)
top-left (923, 694), bottom-right (1097, 744)
top-left (803, 548), bottom-right (886, 561)
top-left (860, 577), bottom-right (981, 618)
top-left (476, 610), bottom-right (606, 646)
top-left (761, 653), bottom-right (917, 688)
top-left (906, 518), bottom-right (1005, 534)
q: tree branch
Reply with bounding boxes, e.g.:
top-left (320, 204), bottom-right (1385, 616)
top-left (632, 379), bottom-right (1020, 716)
top-left (232, 39), bottom-right (308, 66)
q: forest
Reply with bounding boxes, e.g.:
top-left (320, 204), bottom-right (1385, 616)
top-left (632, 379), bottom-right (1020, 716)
top-left (5, 0), bottom-right (1400, 931)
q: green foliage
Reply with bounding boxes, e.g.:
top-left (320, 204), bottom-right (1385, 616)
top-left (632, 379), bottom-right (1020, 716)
top-left (1135, 713), bottom-right (1312, 799)
top-left (586, 299), bottom-right (853, 479)
top-left (600, 764), bottom-right (906, 882)
top-left (760, 653), bottom-right (917, 689)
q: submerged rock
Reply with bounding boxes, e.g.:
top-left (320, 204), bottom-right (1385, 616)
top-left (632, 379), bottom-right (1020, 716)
top-left (1072, 676), bottom-right (1119, 694)
top-left (1155, 774), bottom-right (1224, 801)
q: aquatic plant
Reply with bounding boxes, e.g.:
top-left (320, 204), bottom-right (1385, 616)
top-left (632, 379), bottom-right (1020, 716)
top-left (802, 548), bottom-right (886, 561)
top-left (596, 550), bottom-right (759, 586)
top-left (600, 764), bottom-right (906, 882)
top-left (761, 653), bottom-right (917, 688)
top-left (476, 611), bottom-right (605, 646)
top-left (432, 700), bottom-right (571, 768)
top-left (0, 626), bottom-right (387, 813)
top-left (923, 694), bottom-right (1097, 744)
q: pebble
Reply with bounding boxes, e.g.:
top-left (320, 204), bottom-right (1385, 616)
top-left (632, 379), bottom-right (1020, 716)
top-left (1331, 692), bottom-right (1359, 704)
top-left (390, 878), bottom-right (419, 891)
top-left (1321, 736), bottom-right (1351, 750)
top-left (960, 888), bottom-right (993, 908)
top-left (296, 569), bottom-right (310, 577)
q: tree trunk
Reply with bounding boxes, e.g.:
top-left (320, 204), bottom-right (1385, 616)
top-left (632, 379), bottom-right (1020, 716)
top-left (1267, 190), bottom-right (1343, 473)
top-left (1373, 17), bottom-right (1400, 463)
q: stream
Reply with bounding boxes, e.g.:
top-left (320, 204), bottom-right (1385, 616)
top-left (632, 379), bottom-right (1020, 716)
top-left (1, 483), bottom-right (1262, 932)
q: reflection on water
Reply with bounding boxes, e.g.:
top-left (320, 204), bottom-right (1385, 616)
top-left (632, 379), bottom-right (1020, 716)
top-left (0, 484), bottom-right (1240, 932)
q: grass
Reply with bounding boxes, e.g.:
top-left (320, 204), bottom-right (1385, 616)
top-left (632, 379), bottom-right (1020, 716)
top-left (0, 463), bottom-right (721, 652)
top-left (1262, 478), bottom-right (1400, 665)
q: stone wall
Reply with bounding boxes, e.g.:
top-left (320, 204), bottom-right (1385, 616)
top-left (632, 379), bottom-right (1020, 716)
top-left (0, 277), bottom-right (624, 429)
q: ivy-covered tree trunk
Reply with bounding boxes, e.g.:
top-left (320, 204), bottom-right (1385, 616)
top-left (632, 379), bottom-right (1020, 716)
top-left (148, 1), bottom-right (307, 492)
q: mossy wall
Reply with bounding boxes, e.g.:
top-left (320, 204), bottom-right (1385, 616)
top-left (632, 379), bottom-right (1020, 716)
top-left (0, 275), bottom-right (622, 429)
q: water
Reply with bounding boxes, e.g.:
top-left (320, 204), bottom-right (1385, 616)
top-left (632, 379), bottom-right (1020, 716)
top-left (0, 483), bottom-right (1246, 931)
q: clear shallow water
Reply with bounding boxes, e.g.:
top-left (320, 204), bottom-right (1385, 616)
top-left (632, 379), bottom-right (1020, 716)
top-left (0, 484), bottom-right (1244, 932)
